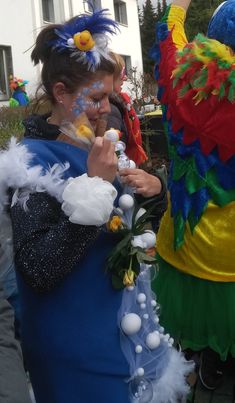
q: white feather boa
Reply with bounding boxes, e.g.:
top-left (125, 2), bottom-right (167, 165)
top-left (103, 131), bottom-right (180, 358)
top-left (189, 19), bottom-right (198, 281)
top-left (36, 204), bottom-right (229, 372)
top-left (0, 137), bottom-right (116, 271)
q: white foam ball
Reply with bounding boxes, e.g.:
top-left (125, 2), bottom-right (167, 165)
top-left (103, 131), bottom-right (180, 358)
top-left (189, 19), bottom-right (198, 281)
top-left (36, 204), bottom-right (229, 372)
top-left (140, 303), bottom-right (146, 310)
top-left (154, 315), bottom-right (159, 324)
top-left (141, 231), bottom-right (156, 249)
top-left (137, 293), bottom-right (147, 303)
top-left (115, 141), bottom-right (126, 152)
top-left (143, 313), bottom-right (149, 319)
top-left (169, 337), bottom-right (174, 346)
top-left (135, 345), bottom-right (143, 353)
top-left (118, 194), bottom-right (134, 210)
top-left (127, 285), bottom-right (135, 291)
top-left (136, 367), bottom-right (145, 377)
top-left (104, 129), bottom-right (119, 143)
top-left (135, 208), bottom-right (146, 222)
top-left (67, 38), bottom-right (74, 46)
top-left (121, 313), bottom-right (141, 336)
top-left (151, 300), bottom-right (157, 307)
top-left (146, 332), bottom-right (161, 350)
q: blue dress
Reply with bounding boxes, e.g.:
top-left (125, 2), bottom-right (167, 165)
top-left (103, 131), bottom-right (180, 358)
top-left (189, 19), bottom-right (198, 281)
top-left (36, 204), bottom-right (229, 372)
top-left (13, 139), bottom-right (130, 403)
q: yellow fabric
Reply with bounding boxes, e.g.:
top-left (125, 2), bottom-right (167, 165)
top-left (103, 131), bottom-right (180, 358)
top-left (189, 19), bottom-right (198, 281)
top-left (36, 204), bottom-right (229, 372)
top-left (157, 197), bottom-right (235, 282)
top-left (166, 5), bottom-right (188, 49)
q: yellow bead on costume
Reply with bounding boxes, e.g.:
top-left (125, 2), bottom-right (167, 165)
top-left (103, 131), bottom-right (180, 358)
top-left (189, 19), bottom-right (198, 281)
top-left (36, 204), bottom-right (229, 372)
top-left (73, 30), bottom-right (95, 51)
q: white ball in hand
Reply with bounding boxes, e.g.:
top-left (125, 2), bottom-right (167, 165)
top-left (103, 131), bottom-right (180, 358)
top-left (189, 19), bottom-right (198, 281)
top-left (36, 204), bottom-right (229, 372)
top-left (104, 129), bottom-right (119, 143)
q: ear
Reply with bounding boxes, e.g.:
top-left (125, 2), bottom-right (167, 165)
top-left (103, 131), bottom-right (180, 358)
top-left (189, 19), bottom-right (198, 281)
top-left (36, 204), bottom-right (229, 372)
top-left (52, 82), bottom-right (67, 104)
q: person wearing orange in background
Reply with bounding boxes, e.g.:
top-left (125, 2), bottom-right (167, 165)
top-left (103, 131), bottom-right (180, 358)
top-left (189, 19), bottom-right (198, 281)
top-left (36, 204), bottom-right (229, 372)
top-left (9, 76), bottom-right (29, 107)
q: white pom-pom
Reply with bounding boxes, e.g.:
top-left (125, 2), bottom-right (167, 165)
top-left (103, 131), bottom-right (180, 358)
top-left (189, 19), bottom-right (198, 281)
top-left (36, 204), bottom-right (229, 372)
top-left (121, 313), bottom-right (141, 336)
top-left (140, 303), bottom-right (146, 310)
top-left (141, 231), bottom-right (156, 249)
top-left (127, 285), bottom-right (135, 291)
top-left (135, 345), bottom-right (143, 354)
top-left (104, 129), bottom-right (119, 143)
top-left (118, 194), bottom-right (134, 210)
top-left (135, 208), bottom-right (146, 222)
top-left (137, 293), bottom-right (147, 303)
top-left (136, 367), bottom-right (145, 377)
top-left (143, 313), bottom-right (149, 319)
top-left (146, 332), bottom-right (161, 350)
top-left (67, 38), bottom-right (74, 46)
top-left (151, 300), bottom-right (157, 307)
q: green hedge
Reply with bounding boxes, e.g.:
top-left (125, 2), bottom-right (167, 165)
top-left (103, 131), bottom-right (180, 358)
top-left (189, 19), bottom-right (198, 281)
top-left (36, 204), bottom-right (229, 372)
top-left (0, 102), bottom-right (51, 147)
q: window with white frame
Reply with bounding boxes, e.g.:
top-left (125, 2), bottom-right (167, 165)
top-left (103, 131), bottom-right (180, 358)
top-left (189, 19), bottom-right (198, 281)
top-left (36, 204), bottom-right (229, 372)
top-left (83, 0), bottom-right (102, 13)
top-left (42, 0), bottom-right (64, 23)
top-left (114, 0), bottom-right (128, 25)
top-left (0, 46), bottom-right (12, 101)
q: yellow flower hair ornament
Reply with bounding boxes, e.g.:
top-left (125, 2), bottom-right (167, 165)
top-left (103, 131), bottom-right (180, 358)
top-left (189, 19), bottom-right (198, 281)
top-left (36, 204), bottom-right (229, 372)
top-left (52, 8), bottom-right (118, 71)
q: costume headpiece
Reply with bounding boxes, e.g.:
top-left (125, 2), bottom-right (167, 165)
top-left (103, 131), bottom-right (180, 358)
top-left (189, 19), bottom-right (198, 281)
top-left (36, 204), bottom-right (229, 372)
top-left (9, 76), bottom-right (28, 91)
top-left (51, 8), bottom-right (118, 71)
top-left (207, 0), bottom-right (235, 51)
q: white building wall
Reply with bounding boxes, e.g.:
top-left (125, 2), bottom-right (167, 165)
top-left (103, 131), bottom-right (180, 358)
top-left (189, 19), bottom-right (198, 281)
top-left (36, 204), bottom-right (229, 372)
top-left (0, 0), bottom-right (143, 103)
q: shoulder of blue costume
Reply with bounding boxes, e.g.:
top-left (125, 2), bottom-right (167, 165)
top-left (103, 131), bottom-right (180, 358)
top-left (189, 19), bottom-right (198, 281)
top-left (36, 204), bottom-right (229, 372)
top-left (22, 138), bottom-right (88, 178)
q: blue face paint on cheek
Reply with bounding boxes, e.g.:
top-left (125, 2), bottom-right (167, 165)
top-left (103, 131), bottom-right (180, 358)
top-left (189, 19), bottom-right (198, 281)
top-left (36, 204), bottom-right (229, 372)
top-left (72, 81), bottom-right (104, 116)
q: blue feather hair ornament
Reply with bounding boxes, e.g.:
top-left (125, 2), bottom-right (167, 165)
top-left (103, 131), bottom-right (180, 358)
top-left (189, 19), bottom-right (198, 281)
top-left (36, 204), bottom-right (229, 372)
top-left (51, 8), bottom-right (119, 71)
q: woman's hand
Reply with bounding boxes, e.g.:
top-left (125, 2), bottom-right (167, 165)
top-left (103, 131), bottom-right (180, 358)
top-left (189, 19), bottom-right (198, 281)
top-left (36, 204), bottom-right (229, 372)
top-left (87, 137), bottom-right (118, 183)
top-left (119, 168), bottom-right (162, 198)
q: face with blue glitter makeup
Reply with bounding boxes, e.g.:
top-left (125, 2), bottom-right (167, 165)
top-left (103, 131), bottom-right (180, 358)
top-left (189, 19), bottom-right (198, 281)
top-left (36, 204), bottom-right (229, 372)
top-left (67, 75), bottom-right (113, 132)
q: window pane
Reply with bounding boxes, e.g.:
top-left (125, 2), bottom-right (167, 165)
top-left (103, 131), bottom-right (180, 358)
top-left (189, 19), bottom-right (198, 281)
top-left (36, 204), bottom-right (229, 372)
top-left (0, 50), bottom-right (7, 98)
top-left (42, 0), bottom-right (55, 22)
top-left (114, 1), bottom-right (127, 25)
top-left (0, 47), bottom-right (12, 101)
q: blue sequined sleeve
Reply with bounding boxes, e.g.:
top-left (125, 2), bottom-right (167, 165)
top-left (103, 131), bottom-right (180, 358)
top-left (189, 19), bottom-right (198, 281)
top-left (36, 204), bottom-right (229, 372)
top-left (10, 192), bottom-right (100, 293)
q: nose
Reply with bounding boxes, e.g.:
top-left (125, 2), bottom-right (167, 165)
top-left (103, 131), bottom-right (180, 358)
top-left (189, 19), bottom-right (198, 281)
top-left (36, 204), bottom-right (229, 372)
top-left (99, 96), bottom-right (111, 114)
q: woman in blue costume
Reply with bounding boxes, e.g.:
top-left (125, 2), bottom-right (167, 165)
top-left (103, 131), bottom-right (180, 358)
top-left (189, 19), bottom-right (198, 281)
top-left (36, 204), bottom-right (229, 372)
top-left (0, 8), bottom-right (193, 403)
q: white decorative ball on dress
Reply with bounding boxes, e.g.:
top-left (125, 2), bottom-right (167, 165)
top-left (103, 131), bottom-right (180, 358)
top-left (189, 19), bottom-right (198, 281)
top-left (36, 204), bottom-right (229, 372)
top-left (121, 313), bottom-right (142, 336)
top-left (136, 367), bottom-right (145, 377)
top-left (118, 194), bottom-right (134, 210)
top-left (137, 293), bottom-right (147, 304)
top-left (141, 231), bottom-right (156, 249)
top-left (146, 332), bottom-right (161, 350)
top-left (135, 345), bottom-right (143, 354)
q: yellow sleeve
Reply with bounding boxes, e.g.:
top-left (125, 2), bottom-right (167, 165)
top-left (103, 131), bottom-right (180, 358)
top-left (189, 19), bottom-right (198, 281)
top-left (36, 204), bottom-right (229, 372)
top-left (163, 5), bottom-right (188, 49)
